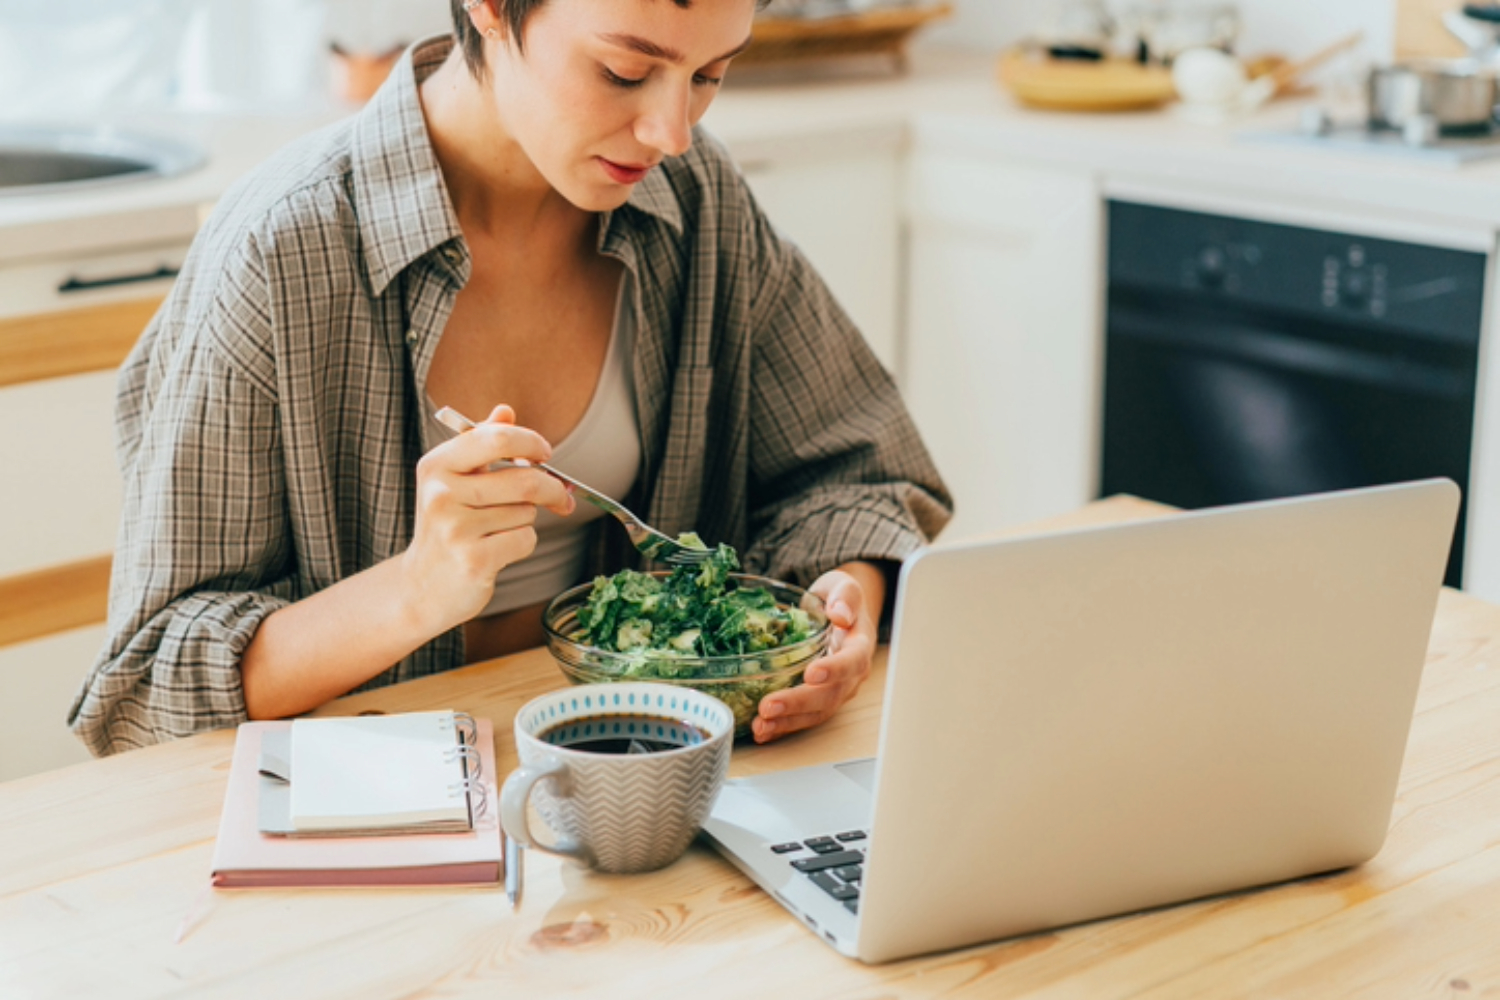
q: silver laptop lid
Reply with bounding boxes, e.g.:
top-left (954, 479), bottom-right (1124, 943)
top-left (856, 481), bottom-right (1459, 963)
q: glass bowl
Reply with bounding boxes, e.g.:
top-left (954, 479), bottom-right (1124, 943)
top-left (542, 573), bottom-right (831, 739)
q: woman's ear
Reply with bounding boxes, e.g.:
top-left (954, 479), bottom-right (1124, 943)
top-left (463, 0), bottom-right (503, 40)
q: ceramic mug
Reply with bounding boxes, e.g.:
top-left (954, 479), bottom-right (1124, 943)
top-left (500, 683), bottom-right (734, 874)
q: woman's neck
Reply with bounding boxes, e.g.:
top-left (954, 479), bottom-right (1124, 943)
top-left (418, 48), bottom-right (590, 245)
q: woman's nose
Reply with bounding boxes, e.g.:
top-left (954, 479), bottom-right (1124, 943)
top-left (634, 85), bottom-right (693, 158)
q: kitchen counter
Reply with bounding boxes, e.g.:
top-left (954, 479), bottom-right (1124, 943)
top-left (706, 47), bottom-right (1500, 244)
top-left (10, 45), bottom-right (1500, 267)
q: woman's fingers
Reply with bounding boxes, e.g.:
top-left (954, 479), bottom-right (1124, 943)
top-left (809, 571), bottom-right (864, 631)
top-left (431, 419), bottom-right (555, 474)
top-left (459, 465), bottom-right (573, 516)
top-left (477, 524), bottom-right (540, 569)
top-left (752, 634), bottom-right (872, 743)
top-left (421, 410), bottom-right (574, 515)
top-left (466, 500), bottom-right (539, 535)
top-left (754, 567), bottom-right (881, 742)
top-left (403, 405), bottom-right (575, 629)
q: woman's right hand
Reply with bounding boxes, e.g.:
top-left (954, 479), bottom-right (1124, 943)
top-left (401, 404), bottom-right (575, 632)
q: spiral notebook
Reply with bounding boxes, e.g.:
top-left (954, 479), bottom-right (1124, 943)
top-left (258, 711), bottom-right (485, 837)
top-left (211, 714), bottom-right (502, 888)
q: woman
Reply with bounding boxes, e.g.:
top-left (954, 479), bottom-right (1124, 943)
top-left (69, 0), bottom-right (951, 755)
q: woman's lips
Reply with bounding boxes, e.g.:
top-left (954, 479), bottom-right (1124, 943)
top-left (599, 158), bottom-right (653, 185)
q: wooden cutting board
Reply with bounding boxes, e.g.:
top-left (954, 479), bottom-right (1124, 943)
top-left (997, 49), bottom-right (1177, 112)
top-left (1395, 0), bottom-right (1469, 59)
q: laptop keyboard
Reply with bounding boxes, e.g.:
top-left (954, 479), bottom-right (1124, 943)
top-left (769, 830), bottom-right (868, 914)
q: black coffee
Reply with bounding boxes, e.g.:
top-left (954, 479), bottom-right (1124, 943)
top-left (538, 713), bottom-right (710, 755)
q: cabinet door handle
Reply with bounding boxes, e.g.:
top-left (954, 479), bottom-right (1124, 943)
top-left (58, 264), bottom-right (180, 294)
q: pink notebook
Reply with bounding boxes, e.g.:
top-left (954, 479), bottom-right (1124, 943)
top-left (210, 718), bottom-right (503, 888)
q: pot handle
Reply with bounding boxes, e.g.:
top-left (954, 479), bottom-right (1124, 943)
top-left (1462, 5), bottom-right (1500, 24)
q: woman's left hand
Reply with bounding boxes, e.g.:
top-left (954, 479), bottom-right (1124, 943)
top-left (751, 563), bottom-right (885, 744)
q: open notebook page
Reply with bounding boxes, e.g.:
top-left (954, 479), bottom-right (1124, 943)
top-left (289, 711), bottom-right (471, 833)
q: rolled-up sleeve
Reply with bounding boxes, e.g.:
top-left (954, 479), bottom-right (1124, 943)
top-left (68, 238), bottom-right (298, 756)
top-left (739, 200), bottom-right (953, 588)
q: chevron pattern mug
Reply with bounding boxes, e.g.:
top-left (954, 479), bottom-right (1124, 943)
top-left (501, 683), bottom-right (734, 873)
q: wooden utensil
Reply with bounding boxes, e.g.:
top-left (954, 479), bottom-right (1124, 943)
top-left (1240, 31), bottom-right (1365, 110)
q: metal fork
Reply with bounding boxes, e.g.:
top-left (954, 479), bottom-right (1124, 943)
top-left (433, 407), bottom-right (711, 567)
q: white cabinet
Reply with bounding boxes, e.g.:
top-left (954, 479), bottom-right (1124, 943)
top-left (0, 262), bottom-right (175, 780)
top-left (737, 134), bottom-right (903, 376)
top-left (903, 150), bottom-right (1102, 543)
top-left (0, 372), bottom-right (122, 578)
top-left (0, 628), bottom-right (99, 782)
top-left (0, 370), bottom-right (118, 780)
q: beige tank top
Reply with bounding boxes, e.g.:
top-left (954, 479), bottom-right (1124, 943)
top-left (421, 280), bottom-right (642, 617)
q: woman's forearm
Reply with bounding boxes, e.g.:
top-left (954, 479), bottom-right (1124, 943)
top-left (239, 555), bottom-right (440, 720)
top-left (240, 412), bottom-right (570, 720)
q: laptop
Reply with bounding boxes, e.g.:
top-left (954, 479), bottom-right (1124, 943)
top-left (701, 480), bottom-right (1460, 963)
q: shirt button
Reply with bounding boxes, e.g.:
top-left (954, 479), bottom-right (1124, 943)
top-left (405, 329), bottom-right (418, 345)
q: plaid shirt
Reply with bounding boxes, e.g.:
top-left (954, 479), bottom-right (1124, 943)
top-left (69, 37), bottom-right (952, 756)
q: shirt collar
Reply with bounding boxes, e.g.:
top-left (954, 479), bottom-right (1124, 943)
top-left (621, 158), bottom-right (684, 235)
top-left (348, 37), bottom-right (465, 298)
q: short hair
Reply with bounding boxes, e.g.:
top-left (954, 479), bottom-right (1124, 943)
top-left (451, 0), bottom-right (769, 80)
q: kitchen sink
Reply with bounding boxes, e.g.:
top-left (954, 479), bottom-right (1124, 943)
top-left (0, 126), bottom-right (204, 196)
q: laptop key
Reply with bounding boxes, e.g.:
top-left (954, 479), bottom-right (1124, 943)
top-left (770, 843), bottom-right (803, 854)
top-left (791, 850), bottom-right (863, 873)
top-left (835, 830), bottom-right (867, 842)
top-left (833, 865), bottom-right (862, 882)
top-left (844, 898), bottom-right (859, 915)
top-left (808, 871), bottom-right (842, 893)
top-left (807, 870), bottom-right (860, 902)
top-left (804, 837), bottom-right (841, 854)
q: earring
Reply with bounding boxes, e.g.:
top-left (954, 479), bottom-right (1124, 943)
top-left (485, 27), bottom-right (499, 39)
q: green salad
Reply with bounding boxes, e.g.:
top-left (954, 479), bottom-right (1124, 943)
top-left (570, 535), bottom-right (821, 730)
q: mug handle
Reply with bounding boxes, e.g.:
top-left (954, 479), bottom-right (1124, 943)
top-left (500, 756), bottom-right (592, 865)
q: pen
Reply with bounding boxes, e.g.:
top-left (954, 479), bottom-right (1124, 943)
top-left (505, 832), bottom-right (523, 909)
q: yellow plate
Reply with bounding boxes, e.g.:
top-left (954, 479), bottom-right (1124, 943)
top-left (997, 48), bottom-right (1177, 112)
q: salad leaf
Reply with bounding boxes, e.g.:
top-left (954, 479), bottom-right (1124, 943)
top-left (577, 539), bottom-right (815, 658)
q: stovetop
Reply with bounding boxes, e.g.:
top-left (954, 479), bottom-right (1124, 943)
top-left (1241, 119), bottom-right (1500, 167)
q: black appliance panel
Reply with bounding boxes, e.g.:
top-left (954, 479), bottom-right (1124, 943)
top-left (1102, 202), bottom-right (1485, 587)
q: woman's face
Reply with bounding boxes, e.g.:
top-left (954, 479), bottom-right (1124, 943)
top-left (488, 0), bottom-right (756, 211)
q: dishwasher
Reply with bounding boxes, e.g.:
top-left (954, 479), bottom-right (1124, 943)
top-left (1100, 200), bottom-right (1486, 588)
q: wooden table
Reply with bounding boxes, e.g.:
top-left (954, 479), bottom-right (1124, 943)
top-left (5, 498), bottom-right (1500, 998)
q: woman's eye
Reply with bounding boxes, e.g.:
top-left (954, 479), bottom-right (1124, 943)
top-left (693, 73), bottom-right (724, 88)
top-left (603, 67), bottom-right (647, 89)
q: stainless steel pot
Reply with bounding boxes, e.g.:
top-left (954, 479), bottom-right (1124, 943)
top-left (1369, 58), bottom-right (1500, 133)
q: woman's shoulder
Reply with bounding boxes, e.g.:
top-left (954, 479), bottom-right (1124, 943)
top-left (142, 121), bottom-right (366, 385)
top-left (194, 118), bottom-right (362, 272)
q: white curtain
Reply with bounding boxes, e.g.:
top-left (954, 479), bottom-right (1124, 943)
top-left (324, 0), bottom-right (453, 56)
top-left (0, 0), bottom-right (452, 117)
top-left (0, 0), bottom-right (202, 119)
top-left (177, 0), bottom-right (328, 111)
top-left (179, 0), bottom-right (451, 111)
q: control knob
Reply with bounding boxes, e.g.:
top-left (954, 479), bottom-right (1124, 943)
top-left (1196, 246), bottom-right (1228, 288)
